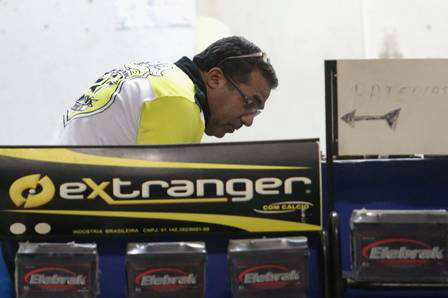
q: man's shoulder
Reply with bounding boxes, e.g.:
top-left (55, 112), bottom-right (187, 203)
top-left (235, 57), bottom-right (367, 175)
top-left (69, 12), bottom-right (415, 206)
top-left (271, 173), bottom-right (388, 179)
top-left (146, 64), bottom-right (196, 103)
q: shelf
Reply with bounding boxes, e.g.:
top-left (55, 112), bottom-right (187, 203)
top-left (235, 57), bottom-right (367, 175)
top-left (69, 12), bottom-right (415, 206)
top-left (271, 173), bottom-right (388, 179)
top-left (343, 271), bottom-right (448, 290)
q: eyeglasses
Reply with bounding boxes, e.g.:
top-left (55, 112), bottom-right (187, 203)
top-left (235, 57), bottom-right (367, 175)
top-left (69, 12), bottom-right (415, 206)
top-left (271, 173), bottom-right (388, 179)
top-left (222, 73), bottom-right (262, 116)
top-left (216, 51), bottom-right (268, 116)
top-left (216, 51), bottom-right (270, 66)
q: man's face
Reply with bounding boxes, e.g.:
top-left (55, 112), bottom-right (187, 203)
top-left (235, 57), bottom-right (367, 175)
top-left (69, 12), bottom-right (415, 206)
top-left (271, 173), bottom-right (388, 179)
top-left (205, 68), bottom-right (271, 138)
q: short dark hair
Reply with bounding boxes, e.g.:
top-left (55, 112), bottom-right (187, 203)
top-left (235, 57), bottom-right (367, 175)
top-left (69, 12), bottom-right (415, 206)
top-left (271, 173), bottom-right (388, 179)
top-left (193, 36), bottom-right (278, 89)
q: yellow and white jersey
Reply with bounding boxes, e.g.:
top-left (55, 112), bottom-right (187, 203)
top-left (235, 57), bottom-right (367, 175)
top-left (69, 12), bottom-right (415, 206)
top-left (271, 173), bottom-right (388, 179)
top-left (53, 61), bottom-right (205, 145)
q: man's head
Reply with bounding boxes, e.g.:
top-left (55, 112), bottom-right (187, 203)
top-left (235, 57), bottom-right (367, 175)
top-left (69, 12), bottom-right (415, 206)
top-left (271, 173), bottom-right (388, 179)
top-left (193, 36), bottom-right (278, 138)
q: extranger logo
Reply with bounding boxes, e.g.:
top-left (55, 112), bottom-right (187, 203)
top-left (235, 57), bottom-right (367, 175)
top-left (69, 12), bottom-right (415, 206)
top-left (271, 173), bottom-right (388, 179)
top-left (8, 175), bottom-right (312, 208)
top-left (9, 174), bottom-right (56, 208)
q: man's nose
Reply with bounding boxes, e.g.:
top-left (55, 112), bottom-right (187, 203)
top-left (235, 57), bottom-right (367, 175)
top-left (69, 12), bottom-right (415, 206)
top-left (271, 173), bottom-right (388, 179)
top-left (241, 113), bottom-right (255, 127)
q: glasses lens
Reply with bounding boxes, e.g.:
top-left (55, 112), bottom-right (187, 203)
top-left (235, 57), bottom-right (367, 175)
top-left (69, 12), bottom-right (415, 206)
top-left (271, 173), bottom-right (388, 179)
top-left (245, 97), bottom-right (257, 110)
top-left (261, 52), bottom-right (270, 64)
top-left (244, 97), bottom-right (262, 116)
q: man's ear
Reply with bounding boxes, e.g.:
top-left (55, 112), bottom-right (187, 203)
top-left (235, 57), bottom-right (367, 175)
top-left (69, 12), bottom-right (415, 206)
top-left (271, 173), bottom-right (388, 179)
top-left (205, 67), bottom-right (225, 89)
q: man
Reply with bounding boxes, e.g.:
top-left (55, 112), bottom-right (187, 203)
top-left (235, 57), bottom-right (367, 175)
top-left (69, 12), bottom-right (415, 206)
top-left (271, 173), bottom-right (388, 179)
top-left (53, 36), bottom-right (278, 145)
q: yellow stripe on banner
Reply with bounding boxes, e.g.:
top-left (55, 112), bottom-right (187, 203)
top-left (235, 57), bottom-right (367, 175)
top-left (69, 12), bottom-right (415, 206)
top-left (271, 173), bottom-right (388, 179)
top-left (4, 210), bottom-right (321, 232)
top-left (0, 149), bottom-right (308, 170)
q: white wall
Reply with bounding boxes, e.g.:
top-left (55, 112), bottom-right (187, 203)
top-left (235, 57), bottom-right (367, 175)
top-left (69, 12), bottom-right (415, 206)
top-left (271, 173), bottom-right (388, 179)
top-left (1, 0), bottom-right (448, 151)
top-left (0, 0), bottom-right (195, 145)
top-left (197, 0), bottom-right (365, 146)
top-left (362, 0), bottom-right (448, 59)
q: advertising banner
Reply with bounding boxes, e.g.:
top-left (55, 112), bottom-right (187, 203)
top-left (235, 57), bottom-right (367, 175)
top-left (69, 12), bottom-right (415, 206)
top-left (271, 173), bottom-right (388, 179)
top-left (0, 139), bottom-right (321, 238)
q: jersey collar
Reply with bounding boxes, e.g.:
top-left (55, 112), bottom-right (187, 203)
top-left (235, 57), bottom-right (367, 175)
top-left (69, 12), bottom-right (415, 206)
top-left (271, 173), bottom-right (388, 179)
top-left (175, 56), bottom-right (210, 125)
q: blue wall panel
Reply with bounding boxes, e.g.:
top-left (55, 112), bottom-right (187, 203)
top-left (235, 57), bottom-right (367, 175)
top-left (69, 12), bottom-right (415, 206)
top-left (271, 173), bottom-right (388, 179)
top-left (332, 158), bottom-right (448, 298)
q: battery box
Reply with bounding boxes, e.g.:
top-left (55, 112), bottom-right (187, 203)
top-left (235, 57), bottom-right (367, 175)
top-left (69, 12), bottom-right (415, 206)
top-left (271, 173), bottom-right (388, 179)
top-left (228, 236), bottom-right (309, 298)
top-left (351, 209), bottom-right (448, 283)
top-left (126, 241), bottom-right (207, 298)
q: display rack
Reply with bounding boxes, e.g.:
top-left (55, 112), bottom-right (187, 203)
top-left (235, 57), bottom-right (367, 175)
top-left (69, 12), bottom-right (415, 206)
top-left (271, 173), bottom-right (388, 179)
top-left (324, 59), bottom-right (448, 298)
top-left (0, 141), bottom-right (330, 298)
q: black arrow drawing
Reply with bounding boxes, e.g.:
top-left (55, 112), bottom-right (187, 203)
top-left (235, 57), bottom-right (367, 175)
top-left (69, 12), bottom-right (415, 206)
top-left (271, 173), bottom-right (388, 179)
top-left (341, 108), bottom-right (401, 130)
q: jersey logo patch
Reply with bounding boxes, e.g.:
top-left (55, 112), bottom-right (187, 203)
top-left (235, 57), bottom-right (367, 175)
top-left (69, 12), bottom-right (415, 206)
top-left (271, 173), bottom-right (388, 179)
top-left (63, 62), bottom-right (172, 125)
